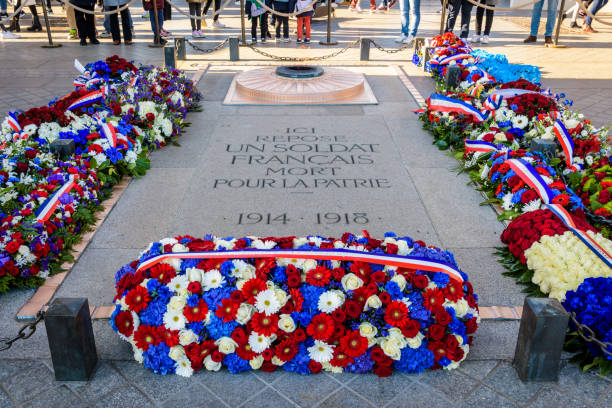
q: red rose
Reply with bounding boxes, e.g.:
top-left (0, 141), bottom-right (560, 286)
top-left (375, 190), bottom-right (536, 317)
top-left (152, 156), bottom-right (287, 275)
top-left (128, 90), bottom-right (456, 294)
top-left (146, 112), bottom-right (155, 121)
top-left (374, 365), bottom-right (392, 377)
top-left (428, 324), bottom-right (446, 340)
top-left (521, 190), bottom-right (538, 204)
top-left (5, 240), bottom-right (20, 254)
top-left (261, 361), bottom-right (276, 372)
top-left (15, 162), bottom-right (28, 173)
top-left (412, 274), bottom-right (429, 289)
top-left (378, 291), bottom-right (391, 305)
top-left (308, 360), bottom-right (322, 373)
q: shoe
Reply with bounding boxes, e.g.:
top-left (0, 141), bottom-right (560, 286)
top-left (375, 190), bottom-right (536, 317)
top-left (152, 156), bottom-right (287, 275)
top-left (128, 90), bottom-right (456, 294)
top-left (1, 30), bottom-right (20, 39)
top-left (213, 21), bottom-right (225, 28)
top-left (523, 35), bottom-right (537, 43)
top-left (192, 30), bottom-right (199, 38)
top-left (275, 36), bottom-right (281, 42)
top-left (582, 25), bottom-right (597, 33)
top-left (470, 34), bottom-right (481, 43)
top-left (544, 35), bottom-right (552, 44)
top-left (261, 37), bottom-right (266, 43)
top-left (296, 37), bottom-right (302, 43)
top-left (369, 8), bottom-right (374, 14)
top-left (47, 8), bottom-right (53, 14)
top-left (377, 4), bottom-right (385, 10)
top-left (201, 18), bottom-right (207, 27)
top-left (141, 11), bottom-right (149, 19)
top-left (67, 28), bottom-right (77, 39)
top-left (388, 0), bottom-right (395, 6)
top-left (113, 39), bottom-right (120, 45)
top-left (395, 34), bottom-right (406, 43)
top-left (196, 30), bottom-right (205, 37)
top-left (26, 24), bottom-right (42, 32)
top-left (160, 29), bottom-right (171, 37)
top-left (90, 38), bottom-right (100, 44)
top-left (266, 31), bottom-right (271, 38)
top-left (125, 39), bottom-right (132, 44)
top-left (9, 21), bottom-right (20, 32)
top-left (570, 21), bottom-right (581, 29)
top-left (0, 12), bottom-right (8, 18)
top-left (99, 31), bottom-right (111, 38)
top-left (159, 37), bottom-right (167, 45)
top-left (251, 37), bottom-right (257, 43)
top-left (304, 38), bottom-right (310, 44)
top-left (481, 35), bottom-right (489, 44)
top-left (80, 38), bottom-right (87, 45)
top-left (402, 34), bottom-right (414, 44)
top-left (283, 37), bottom-right (289, 42)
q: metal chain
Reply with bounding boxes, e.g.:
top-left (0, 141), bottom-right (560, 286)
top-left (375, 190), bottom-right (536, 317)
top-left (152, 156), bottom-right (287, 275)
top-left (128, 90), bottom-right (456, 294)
top-left (369, 40), bottom-right (412, 54)
top-left (244, 39), bottom-right (361, 61)
top-left (186, 38), bottom-right (229, 54)
top-left (569, 312), bottom-right (612, 356)
top-left (0, 311), bottom-right (45, 352)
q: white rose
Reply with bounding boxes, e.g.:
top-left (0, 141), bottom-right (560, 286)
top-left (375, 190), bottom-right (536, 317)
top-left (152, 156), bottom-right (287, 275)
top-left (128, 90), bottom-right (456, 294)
top-left (390, 275), bottom-right (407, 291)
top-left (453, 299), bottom-right (469, 318)
top-left (364, 295), bottom-right (383, 311)
top-left (358, 322), bottom-right (378, 339)
top-left (169, 346), bottom-right (186, 361)
top-left (341, 273), bottom-right (364, 291)
top-left (172, 243), bottom-right (189, 253)
top-left (275, 289), bottom-right (289, 306)
top-left (494, 132), bottom-right (507, 143)
top-left (204, 355), bottom-right (221, 371)
top-left (278, 314), bottom-right (296, 333)
top-left (186, 267), bottom-right (203, 283)
top-left (179, 330), bottom-right (198, 346)
top-left (215, 337), bottom-right (238, 354)
top-left (168, 296), bottom-right (187, 312)
top-left (380, 338), bottom-right (402, 361)
top-left (406, 332), bottom-right (424, 349)
top-left (272, 356), bottom-right (286, 366)
top-left (236, 303), bottom-right (255, 324)
top-left (302, 259), bottom-right (317, 272)
top-left (250, 355), bottom-right (264, 370)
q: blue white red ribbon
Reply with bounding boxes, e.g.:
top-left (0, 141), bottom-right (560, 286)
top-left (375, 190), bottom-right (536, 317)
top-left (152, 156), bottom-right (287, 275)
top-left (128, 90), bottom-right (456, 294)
top-left (35, 176), bottom-right (76, 223)
top-left (505, 158), bottom-right (556, 204)
top-left (135, 248), bottom-right (466, 283)
top-left (545, 204), bottom-right (612, 269)
top-left (552, 120), bottom-right (582, 172)
top-left (67, 89), bottom-right (105, 111)
top-left (73, 59), bottom-right (105, 90)
top-left (482, 94), bottom-right (503, 113)
top-left (428, 94), bottom-right (489, 122)
top-left (7, 112), bottom-right (27, 140)
top-left (464, 140), bottom-right (505, 154)
top-left (129, 76), bottom-right (139, 88)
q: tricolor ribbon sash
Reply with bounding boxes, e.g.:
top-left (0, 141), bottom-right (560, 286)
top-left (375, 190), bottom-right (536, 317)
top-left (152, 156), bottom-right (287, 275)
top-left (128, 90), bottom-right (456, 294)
top-left (129, 76), bottom-right (139, 88)
top-left (464, 139), bottom-right (505, 154)
top-left (67, 89), bottom-right (105, 111)
top-left (99, 121), bottom-right (118, 148)
top-left (35, 176), bottom-right (77, 222)
top-left (505, 158), bottom-right (556, 204)
top-left (135, 249), bottom-right (465, 283)
top-left (482, 94), bottom-right (503, 112)
top-left (73, 59), bottom-right (104, 89)
top-left (429, 53), bottom-right (472, 66)
top-left (7, 112), bottom-right (27, 140)
top-left (552, 120), bottom-right (582, 172)
top-left (428, 94), bottom-right (489, 122)
top-left (545, 204), bottom-right (612, 269)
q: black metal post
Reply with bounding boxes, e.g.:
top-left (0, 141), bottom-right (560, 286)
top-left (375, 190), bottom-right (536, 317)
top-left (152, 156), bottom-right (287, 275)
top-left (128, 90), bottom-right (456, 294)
top-left (513, 298), bottom-right (569, 382)
top-left (148, 0), bottom-right (164, 48)
top-left (439, 0), bottom-right (448, 35)
top-left (164, 44), bottom-right (176, 68)
top-left (551, 0), bottom-right (567, 47)
top-left (41, 0), bottom-right (62, 48)
top-left (50, 139), bottom-right (75, 159)
top-left (319, 0), bottom-right (337, 46)
top-left (229, 36), bottom-right (240, 60)
top-left (45, 298), bottom-right (98, 381)
top-left (239, 0), bottom-right (247, 45)
top-left (360, 37), bottom-right (370, 61)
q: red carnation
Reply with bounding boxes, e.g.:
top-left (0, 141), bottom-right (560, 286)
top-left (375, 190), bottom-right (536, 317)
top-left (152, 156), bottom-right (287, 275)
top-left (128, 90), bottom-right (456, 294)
top-left (187, 281), bottom-right (202, 294)
top-left (307, 313), bottom-right (335, 341)
top-left (157, 326), bottom-right (180, 347)
top-left (384, 300), bottom-right (410, 328)
top-left (435, 309), bottom-right (453, 326)
top-left (231, 327), bottom-right (248, 345)
top-left (428, 324), bottom-right (446, 341)
top-left (215, 298), bottom-right (239, 322)
top-left (331, 309), bottom-right (346, 323)
top-left (371, 270), bottom-right (387, 284)
top-left (378, 291), bottom-right (391, 305)
top-left (134, 325), bottom-right (160, 351)
top-left (184, 299), bottom-right (209, 322)
top-left (148, 263), bottom-right (176, 284)
top-left (250, 312), bottom-right (279, 336)
top-left (400, 319), bottom-right (421, 338)
top-left (306, 266), bottom-right (332, 287)
top-left (331, 267), bottom-right (345, 281)
top-left (343, 300), bottom-right (362, 319)
top-left (598, 189), bottom-right (611, 204)
top-left (339, 330), bottom-right (369, 358)
top-left (275, 339), bottom-right (299, 362)
top-left (412, 274), bottom-right (429, 289)
top-left (261, 361), bottom-right (276, 372)
top-left (115, 311), bottom-right (135, 338)
top-left (287, 274), bottom-right (301, 288)
top-left (125, 285), bottom-right (150, 313)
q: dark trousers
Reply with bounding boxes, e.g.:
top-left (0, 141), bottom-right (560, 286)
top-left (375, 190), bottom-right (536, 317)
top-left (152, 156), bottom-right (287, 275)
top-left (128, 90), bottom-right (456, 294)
top-left (189, 2), bottom-right (202, 30)
top-left (108, 6), bottom-right (132, 41)
top-left (251, 13), bottom-right (268, 39)
top-left (275, 16), bottom-right (288, 38)
top-left (74, 4), bottom-right (96, 40)
top-left (474, 0), bottom-right (494, 36)
top-left (203, 0), bottom-right (220, 21)
top-left (445, 0), bottom-right (473, 38)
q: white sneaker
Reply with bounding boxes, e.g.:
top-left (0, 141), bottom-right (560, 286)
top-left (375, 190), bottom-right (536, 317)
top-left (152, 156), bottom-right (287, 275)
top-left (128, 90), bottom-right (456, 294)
top-left (481, 35), bottom-right (489, 44)
top-left (1, 30), bottom-right (20, 39)
top-left (394, 34), bottom-right (407, 43)
top-left (402, 34), bottom-right (414, 44)
top-left (213, 21), bottom-right (225, 28)
top-left (470, 34), bottom-right (481, 43)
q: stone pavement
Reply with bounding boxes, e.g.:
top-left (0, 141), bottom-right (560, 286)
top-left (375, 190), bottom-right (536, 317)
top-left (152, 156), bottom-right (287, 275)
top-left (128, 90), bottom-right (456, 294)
top-left (1, 1), bottom-right (612, 407)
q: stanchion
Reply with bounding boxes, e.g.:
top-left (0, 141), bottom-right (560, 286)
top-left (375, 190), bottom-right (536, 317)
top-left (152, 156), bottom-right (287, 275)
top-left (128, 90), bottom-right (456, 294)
top-left (229, 37), bottom-right (240, 60)
top-left (40, 0), bottom-right (62, 48)
top-left (439, 0), bottom-right (448, 35)
top-left (148, 0), bottom-right (165, 48)
top-left (239, 0), bottom-right (247, 45)
top-left (319, 0), bottom-right (337, 46)
top-left (549, 0), bottom-right (567, 48)
top-left (360, 38), bottom-right (370, 61)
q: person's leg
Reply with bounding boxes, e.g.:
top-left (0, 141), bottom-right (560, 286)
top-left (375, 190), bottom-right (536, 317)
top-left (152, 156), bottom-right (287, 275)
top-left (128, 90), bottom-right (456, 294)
top-left (158, 8), bottom-right (164, 31)
top-left (195, 3), bottom-right (201, 30)
top-left (67, 5), bottom-right (77, 30)
top-left (586, 0), bottom-right (606, 25)
top-left (86, 5), bottom-right (96, 40)
top-left (213, 0), bottom-right (220, 21)
top-left (260, 13), bottom-right (267, 38)
top-left (409, 0), bottom-right (420, 36)
top-left (475, 0), bottom-right (484, 34)
top-left (543, 0), bottom-right (558, 36)
top-left (369, 0), bottom-right (376, 10)
top-left (296, 16), bottom-right (303, 39)
top-left (203, 0), bottom-right (212, 15)
top-left (484, 6), bottom-right (493, 35)
top-left (109, 5), bottom-right (121, 41)
top-left (445, 0), bottom-right (462, 32)
top-left (459, 0), bottom-right (473, 38)
top-left (251, 15), bottom-right (257, 39)
top-left (275, 13), bottom-right (280, 37)
top-left (149, 7), bottom-right (160, 38)
top-left (28, 5), bottom-right (40, 28)
top-left (121, 7), bottom-right (131, 40)
top-left (399, 0), bottom-right (409, 36)
top-left (189, 2), bottom-right (197, 31)
top-left (103, 9), bottom-right (111, 34)
top-left (530, 0), bottom-right (544, 36)
top-left (283, 16), bottom-right (288, 38)
top-left (75, 9), bottom-right (87, 39)
top-left (1, 0), bottom-right (7, 13)
top-left (304, 15), bottom-right (310, 38)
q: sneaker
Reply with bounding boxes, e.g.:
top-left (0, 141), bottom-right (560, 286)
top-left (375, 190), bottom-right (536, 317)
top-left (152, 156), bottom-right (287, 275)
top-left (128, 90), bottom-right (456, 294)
top-left (582, 25), bottom-right (597, 33)
top-left (0, 30), bottom-right (20, 39)
top-left (394, 34), bottom-right (407, 43)
top-left (296, 37), bottom-right (302, 43)
top-left (570, 21), bottom-right (581, 29)
top-left (481, 35), bottom-right (489, 44)
top-left (47, 8), bottom-right (53, 14)
top-left (544, 35), bottom-right (553, 44)
top-left (261, 37), bottom-right (266, 43)
top-left (275, 36), bottom-right (281, 42)
top-left (160, 29), bottom-right (171, 37)
top-left (196, 30), bottom-right (205, 37)
top-left (304, 38), bottom-right (310, 44)
top-left (388, 0), bottom-right (396, 7)
top-left (377, 4), bottom-right (385, 10)
top-left (213, 21), bottom-right (225, 28)
top-left (192, 30), bottom-right (199, 38)
top-left (283, 37), bottom-right (290, 42)
top-left (402, 34), bottom-right (414, 44)
top-left (251, 37), bottom-right (257, 43)
top-left (470, 34), bottom-right (481, 43)
top-left (99, 31), bottom-right (111, 38)
top-left (0, 12), bottom-right (8, 18)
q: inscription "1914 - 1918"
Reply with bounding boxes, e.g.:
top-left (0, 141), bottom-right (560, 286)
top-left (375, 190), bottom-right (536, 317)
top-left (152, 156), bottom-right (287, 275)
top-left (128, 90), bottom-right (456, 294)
top-left (237, 212), bottom-right (369, 225)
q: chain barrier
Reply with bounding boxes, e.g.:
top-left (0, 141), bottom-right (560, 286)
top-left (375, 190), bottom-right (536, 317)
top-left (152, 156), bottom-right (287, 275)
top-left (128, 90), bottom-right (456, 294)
top-left (64, 0), bottom-right (137, 16)
top-left (575, 0), bottom-right (612, 26)
top-left (186, 37), bottom-right (229, 53)
top-left (243, 38), bottom-right (360, 61)
top-left (165, 0), bottom-right (232, 22)
top-left (0, 311), bottom-right (44, 352)
top-left (463, 0), bottom-right (546, 12)
top-left (369, 39), bottom-right (412, 54)
top-left (569, 312), bottom-right (612, 356)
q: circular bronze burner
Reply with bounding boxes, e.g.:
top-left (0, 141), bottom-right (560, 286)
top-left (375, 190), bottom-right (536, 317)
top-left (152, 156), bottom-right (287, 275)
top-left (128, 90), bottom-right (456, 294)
top-left (276, 65), bottom-right (324, 79)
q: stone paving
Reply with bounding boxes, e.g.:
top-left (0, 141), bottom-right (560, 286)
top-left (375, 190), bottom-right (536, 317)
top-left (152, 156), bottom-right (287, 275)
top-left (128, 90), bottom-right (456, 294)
top-left (1, 1), bottom-right (612, 407)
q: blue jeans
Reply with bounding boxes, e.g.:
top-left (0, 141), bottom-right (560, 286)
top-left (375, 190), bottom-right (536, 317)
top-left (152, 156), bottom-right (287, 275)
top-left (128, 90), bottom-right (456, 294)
top-left (148, 8), bottom-right (163, 38)
top-left (1, 0), bottom-right (7, 12)
top-left (586, 0), bottom-right (608, 25)
top-left (530, 0), bottom-right (559, 36)
top-left (400, 0), bottom-right (420, 36)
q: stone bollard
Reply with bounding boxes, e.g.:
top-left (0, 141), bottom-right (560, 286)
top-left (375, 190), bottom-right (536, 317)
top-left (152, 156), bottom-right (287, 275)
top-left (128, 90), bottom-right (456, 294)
top-left (45, 298), bottom-right (98, 381)
top-left (530, 138), bottom-right (557, 158)
top-left (50, 139), bottom-right (75, 160)
top-left (174, 36), bottom-right (186, 61)
top-left (360, 38), bottom-right (370, 61)
top-left (513, 298), bottom-right (569, 382)
top-left (164, 44), bottom-right (176, 68)
top-left (229, 37), bottom-right (240, 61)
top-left (444, 65), bottom-right (462, 89)
top-left (422, 46), bottom-right (433, 71)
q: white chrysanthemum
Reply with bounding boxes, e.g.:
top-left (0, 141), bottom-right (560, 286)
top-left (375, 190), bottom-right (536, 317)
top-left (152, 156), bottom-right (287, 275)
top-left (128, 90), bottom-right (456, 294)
top-left (501, 193), bottom-right (514, 211)
top-left (175, 358), bottom-right (194, 377)
top-left (133, 345), bottom-right (144, 363)
top-left (202, 270), bottom-right (225, 291)
top-left (512, 115), bottom-right (529, 129)
top-left (163, 309), bottom-right (187, 331)
top-left (168, 275), bottom-right (189, 293)
top-left (255, 289), bottom-right (281, 315)
top-left (252, 239), bottom-right (277, 249)
top-left (308, 341), bottom-right (334, 363)
top-left (318, 291), bottom-right (343, 313)
top-left (248, 331), bottom-right (271, 353)
top-left (522, 199), bottom-right (542, 213)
